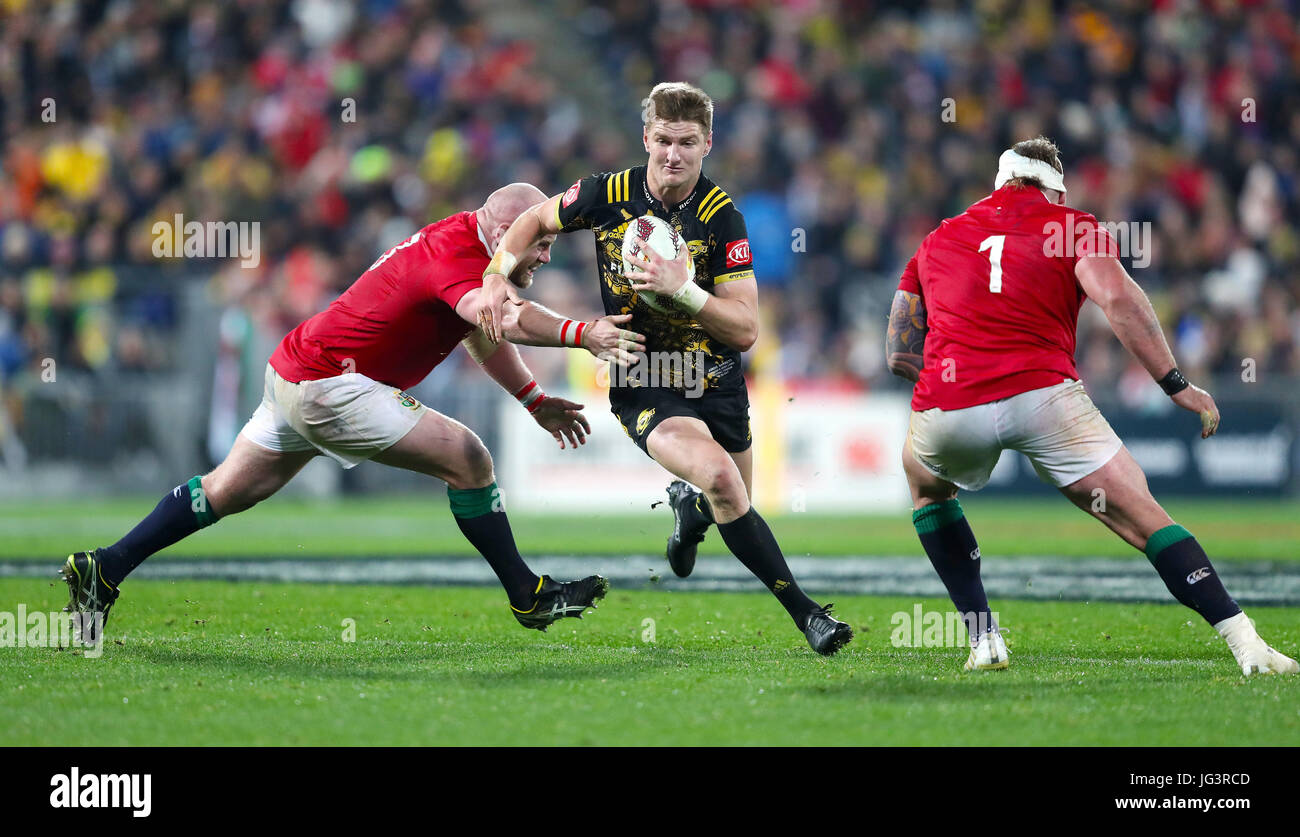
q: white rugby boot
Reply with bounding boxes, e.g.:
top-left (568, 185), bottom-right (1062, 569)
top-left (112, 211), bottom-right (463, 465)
top-left (1214, 612), bottom-right (1299, 676)
top-left (964, 628), bottom-right (1009, 671)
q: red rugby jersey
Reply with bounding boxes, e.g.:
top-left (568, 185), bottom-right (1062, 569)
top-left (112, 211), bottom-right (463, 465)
top-left (270, 211), bottom-right (488, 391)
top-left (898, 185), bottom-right (1115, 411)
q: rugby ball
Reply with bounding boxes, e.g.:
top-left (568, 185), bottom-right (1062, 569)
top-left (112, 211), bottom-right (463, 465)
top-left (621, 214), bottom-right (695, 313)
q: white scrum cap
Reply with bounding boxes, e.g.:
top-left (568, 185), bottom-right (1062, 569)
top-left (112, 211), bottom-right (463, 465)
top-left (994, 149), bottom-right (1066, 194)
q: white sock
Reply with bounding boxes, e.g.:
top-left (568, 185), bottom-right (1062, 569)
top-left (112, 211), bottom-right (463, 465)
top-left (1213, 611), bottom-right (1255, 646)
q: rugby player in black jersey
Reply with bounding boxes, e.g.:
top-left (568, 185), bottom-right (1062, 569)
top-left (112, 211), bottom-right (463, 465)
top-left (477, 83), bottom-right (852, 655)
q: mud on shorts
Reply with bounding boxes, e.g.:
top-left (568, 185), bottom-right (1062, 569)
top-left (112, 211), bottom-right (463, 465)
top-left (908, 379), bottom-right (1123, 491)
top-left (239, 363), bottom-right (427, 468)
top-left (610, 383), bottom-right (752, 456)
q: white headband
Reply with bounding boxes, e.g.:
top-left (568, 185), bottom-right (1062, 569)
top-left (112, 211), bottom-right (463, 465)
top-left (994, 149), bottom-right (1066, 194)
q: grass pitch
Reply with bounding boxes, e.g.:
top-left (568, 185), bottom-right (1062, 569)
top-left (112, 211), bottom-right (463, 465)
top-left (0, 494), bottom-right (1297, 560)
top-left (2, 578), bottom-right (1297, 746)
top-left (2, 495), bottom-right (1296, 746)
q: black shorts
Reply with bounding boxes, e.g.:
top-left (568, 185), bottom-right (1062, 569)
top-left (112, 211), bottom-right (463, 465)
top-left (609, 385), bottom-right (752, 456)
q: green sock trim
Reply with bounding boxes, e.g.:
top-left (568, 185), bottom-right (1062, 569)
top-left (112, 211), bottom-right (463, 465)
top-left (912, 498), bottom-right (964, 535)
top-left (1144, 524), bottom-right (1193, 561)
top-left (449, 483), bottom-right (500, 519)
top-left (188, 475), bottom-right (219, 527)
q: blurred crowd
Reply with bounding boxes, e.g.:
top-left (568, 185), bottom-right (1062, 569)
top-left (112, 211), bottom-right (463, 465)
top-left (2, 0), bottom-right (1299, 408)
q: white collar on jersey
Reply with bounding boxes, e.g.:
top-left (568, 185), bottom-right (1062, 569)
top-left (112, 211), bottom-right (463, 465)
top-left (994, 149), bottom-right (1066, 194)
top-left (474, 214), bottom-right (493, 257)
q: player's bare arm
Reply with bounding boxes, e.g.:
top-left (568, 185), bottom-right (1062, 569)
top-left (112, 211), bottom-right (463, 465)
top-left (625, 243), bottom-right (758, 352)
top-left (886, 289), bottom-right (927, 383)
top-left (479, 194), bottom-right (566, 342)
top-left (459, 286), bottom-right (645, 367)
top-left (1076, 253), bottom-right (1219, 437)
top-left (500, 301), bottom-right (646, 367)
top-left (455, 289), bottom-right (591, 449)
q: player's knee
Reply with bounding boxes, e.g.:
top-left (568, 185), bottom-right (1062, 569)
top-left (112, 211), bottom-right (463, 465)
top-left (201, 471), bottom-right (250, 516)
top-left (206, 458), bottom-right (291, 516)
top-left (699, 459), bottom-right (746, 512)
top-left (918, 481), bottom-right (958, 503)
top-left (452, 427), bottom-right (494, 488)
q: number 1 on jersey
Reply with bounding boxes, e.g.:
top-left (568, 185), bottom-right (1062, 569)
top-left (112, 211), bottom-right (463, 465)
top-left (979, 234), bottom-right (1005, 293)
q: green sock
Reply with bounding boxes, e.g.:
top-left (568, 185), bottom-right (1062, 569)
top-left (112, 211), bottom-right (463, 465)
top-left (448, 483), bottom-right (539, 609)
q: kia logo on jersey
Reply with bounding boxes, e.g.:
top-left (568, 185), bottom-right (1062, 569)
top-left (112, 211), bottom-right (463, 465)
top-left (725, 238), bottom-right (750, 268)
top-left (561, 179), bottom-right (581, 208)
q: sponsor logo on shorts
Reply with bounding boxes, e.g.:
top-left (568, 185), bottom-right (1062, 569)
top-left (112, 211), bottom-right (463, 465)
top-left (393, 390), bottom-right (420, 410)
top-left (725, 238), bottom-right (750, 268)
top-left (562, 179), bottom-right (582, 208)
top-left (1186, 567), bottom-right (1212, 585)
top-left (635, 407), bottom-right (656, 435)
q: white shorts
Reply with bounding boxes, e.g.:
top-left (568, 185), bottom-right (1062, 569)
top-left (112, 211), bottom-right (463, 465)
top-left (908, 380), bottom-right (1123, 491)
top-left (239, 364), bottom-right (428, 468)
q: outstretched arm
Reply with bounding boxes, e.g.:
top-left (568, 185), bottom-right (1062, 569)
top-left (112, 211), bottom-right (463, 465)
top-left (457, 287), bottom-right (645, 367)
top-left (1075, 253), bottom-right (1219, 437)
top-left (455, 289), bottom-right (590, 449)
top-left (885, 289), bottom-right (927, 382)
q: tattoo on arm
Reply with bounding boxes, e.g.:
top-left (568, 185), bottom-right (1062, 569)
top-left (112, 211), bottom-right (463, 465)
top-left (886, 290), bottom-right (927, 382)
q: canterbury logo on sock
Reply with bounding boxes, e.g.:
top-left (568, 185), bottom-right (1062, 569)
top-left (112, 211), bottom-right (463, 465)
top-left (1186, 567), bottom-right (1212, 584)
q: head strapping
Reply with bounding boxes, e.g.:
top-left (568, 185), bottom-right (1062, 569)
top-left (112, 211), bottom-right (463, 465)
top-left (994, 149), bottom-right (1066, 194)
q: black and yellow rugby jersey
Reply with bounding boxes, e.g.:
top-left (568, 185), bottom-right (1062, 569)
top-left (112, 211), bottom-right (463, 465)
top-left (555, 165), bottom-right (755, 393)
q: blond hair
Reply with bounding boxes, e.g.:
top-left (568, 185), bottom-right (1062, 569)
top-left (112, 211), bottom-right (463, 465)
top-left (642, 82), bottom-right (713, 134)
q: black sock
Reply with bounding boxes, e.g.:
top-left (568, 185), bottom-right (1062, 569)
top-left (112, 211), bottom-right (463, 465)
top-left (681, 489), bottom-right (714, 533)
top-left (1144, 525), bottom-right (1240, 625)
top-left (98, 476), bottom-right (220, 586)
top-left (448, 483), bottom-right (540, 610)
top-left (913, 499), bottom-right (996, 639)
top-left (716, 508), bottom-right (819, 628)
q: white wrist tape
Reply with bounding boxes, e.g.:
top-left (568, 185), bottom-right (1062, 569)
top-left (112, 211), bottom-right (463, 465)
top-left (671, 280), bottom-right (709, 315)
top-left (461, 329), bottom-right (499, 364)
top-left (485, 250), bottom-right (518, 280)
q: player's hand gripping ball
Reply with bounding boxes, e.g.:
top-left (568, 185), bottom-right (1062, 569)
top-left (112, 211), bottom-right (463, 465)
top-left (621, 214), bottom-right (694, 314)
